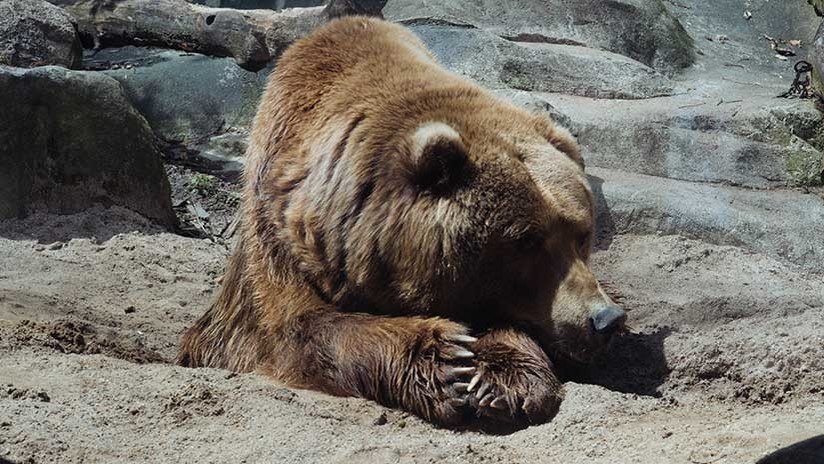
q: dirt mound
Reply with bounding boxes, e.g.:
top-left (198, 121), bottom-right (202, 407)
top-left (4, 319), bottom-right (165, 364)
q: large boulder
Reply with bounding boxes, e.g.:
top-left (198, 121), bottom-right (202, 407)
top-left (0, 66), bottom-right (176, 227)
top-left (385, 0), bottom-right (695, 74)
top-left (537, 93), bottom-right (824, 189)
top-left (86, 47), bottom-right (269, 145)
top-left (0, 0), bottom-right (82, 69)
top-left (411, 25), bottom-right (674, 100)
top-left (82, 47), bottom-right (267, 176)
top-left (591, 167), bottom-right (824, 273)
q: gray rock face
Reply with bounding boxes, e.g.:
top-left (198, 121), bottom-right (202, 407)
top-left (491, 89), bottom-right (572, 128)
top-left (82, 47), bottom-right (263, 176)
top-left (386, 0), bottom-right (695, 73)
top-left (0, 0), bottom-right (82, 69)
top-left (591, 167), bottom-right (824, 272)
top-left (188, 0), bottom-right (323, 8)
top-left (679, 0), bottom-right (818, 77)
top-left (412, 25), bottom-right (674, 100)
top-left (87, 47), bottom-right (270, 146)
top-left (811, 20), bottom-right (824, 97)
top-left (536, 93), bottom-right (824, 189)
top-left (0, 66), bottom-right (176, 227)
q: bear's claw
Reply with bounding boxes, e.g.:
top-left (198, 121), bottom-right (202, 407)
top-left (401, 321), bottom-right (480, 424)
top-left (446, 334), bottom-right (479, 344)
top-left (489, 396), bottom-right (508, 410)
top-left (450, 366), bottom-right (476, 376)
top-left (467, 372), bottom-right (481, 392)
top-left (442, 345), bottom-right (475, 359)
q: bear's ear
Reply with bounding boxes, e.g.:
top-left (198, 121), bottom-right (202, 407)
top-left (547, 125), bottom-right (584, 168)
top-left (533, 116), bottom-right (584, 169)
top-left (407, 122), bottom-right (469, 193)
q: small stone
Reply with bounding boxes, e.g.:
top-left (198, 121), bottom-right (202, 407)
top-left (124, 306), bottom-right (136, 314)
top-left (373, 412), bottom-right (388, 426)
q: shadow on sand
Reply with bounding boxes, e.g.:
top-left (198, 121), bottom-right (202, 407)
top-left (560, 327), bottom-right (673, 398)
top-left (757, 435), bottom-right (824, 464)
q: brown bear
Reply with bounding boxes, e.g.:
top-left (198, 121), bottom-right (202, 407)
top-left (177, 16), bottom-right (626, 427)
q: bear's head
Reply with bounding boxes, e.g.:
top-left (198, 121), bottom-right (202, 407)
top-left (269, 95), bottom-right (625, 364)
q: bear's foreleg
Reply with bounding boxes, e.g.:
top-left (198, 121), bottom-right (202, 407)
top-left (261, 311), bottom-right (479, 425)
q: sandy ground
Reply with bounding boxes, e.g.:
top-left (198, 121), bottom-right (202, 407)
top-left (1, 203), bottom-right (822, 463)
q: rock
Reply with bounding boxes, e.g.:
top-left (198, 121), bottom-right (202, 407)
top-left (591, 167), bottom-right (824, 272)
top-left (0, 66), bottom-right (176, 227)
top-left (195, 132), bottom-right (248, 175)
top-left (674, 0), bottom-right (817, 79)
top-left (186, 0), bottom-right (384, 14)
top-left (411, 25), bottom-right (674, 100)
top-left (49, 0), bottom-right (385, 72)
top-left (386, 0), bottom-right (695, 73)
top-left (324, 0), bottom-right (387, 18)
top-left (511, 0), bottom-right (823, 189)
top-left (83, 47), bottom-right (259, 176)
top-left (491, 89), bottom-right (572, 129)
top-left (811, 0), bottom-right (824, 16)
top-left (86, 47), bottom-right (268, 147)
top-left (0, 0), bottom-right (82, 69)
top-left (811, 21), bottom-right (824, 99)
top-left (188, 0), bottom-right (323, 8)
top-left (538, 93), bottom-right (824, 189)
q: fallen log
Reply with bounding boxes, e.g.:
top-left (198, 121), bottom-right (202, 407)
top-left (47, 0), bottom-right (386, 71)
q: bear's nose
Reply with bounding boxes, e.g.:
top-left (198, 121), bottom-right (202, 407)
top-left (590, 304), bottom-right (627, 334)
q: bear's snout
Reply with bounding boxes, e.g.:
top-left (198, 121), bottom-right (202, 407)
top-left (590, 304), bottom-right (627, 335)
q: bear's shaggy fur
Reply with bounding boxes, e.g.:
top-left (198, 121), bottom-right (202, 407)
top-left (178, 16), bottom-right (623, 427)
